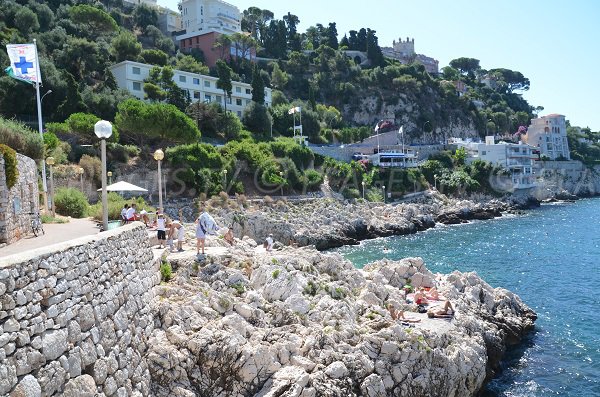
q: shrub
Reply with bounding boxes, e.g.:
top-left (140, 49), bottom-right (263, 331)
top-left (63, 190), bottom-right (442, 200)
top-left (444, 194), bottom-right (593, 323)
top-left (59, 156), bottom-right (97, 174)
top-left (160, 260), bottom-right (172, 282)
top-left (0, 117), bottom-right (44, 160)
top-left (0, 144), bottom-right (18, 189)
top-left (54, 188), bottom-right (89, 218)
top-left (79, 154), bottom-right (102, 185)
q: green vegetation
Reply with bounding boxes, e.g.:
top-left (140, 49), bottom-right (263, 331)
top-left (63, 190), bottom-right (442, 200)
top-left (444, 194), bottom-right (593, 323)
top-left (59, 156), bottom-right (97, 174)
top-left (0, 118), bottom-right (44, 160)
top-left (567, 126), bottom-right (600, 164)
top-left (0, 143), bottom-right (18, 188)
top-left (53, 187), bottom-right (88, 218)
top-left (160, 259), bottom-right (172, 282)
top-left (41, 214), bottom-right (68, 224)
top-left (272, 269), bottom-right (281, 279)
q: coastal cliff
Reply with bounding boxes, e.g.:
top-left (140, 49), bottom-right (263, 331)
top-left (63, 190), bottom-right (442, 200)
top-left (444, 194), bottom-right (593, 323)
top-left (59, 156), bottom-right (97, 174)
top-left (148, 245), bottom-right (536, 397)
top-left (211, 190), bottom-right (521, 251)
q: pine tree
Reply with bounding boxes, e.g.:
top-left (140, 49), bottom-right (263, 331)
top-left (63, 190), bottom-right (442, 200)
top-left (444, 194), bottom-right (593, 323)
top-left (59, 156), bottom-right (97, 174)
top-left (251, 65), bottom-right (265, 104)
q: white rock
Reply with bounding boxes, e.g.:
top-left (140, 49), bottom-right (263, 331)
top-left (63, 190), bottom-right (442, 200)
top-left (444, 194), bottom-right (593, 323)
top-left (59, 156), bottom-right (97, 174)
top-left (324, 361), bottom-right (348, 379)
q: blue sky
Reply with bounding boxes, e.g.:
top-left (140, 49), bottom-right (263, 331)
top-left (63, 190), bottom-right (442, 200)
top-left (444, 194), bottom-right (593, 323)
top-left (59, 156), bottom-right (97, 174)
top-left (159, 0), bottom-right (600, 131)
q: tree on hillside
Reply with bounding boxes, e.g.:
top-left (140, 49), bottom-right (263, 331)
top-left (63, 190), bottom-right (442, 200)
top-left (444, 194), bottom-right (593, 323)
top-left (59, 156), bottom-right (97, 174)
top-left (111, 30), bottom-right (142, 62)
top-left (449, 57), bottom-right (481, 79)
top-left (141, 49), bottom-right (168, 66)
top-left (216, 60), bottom-right (233, 112)
top-left (270, 63), bottom-right (289, 90)
top-left (14, 7), bottom-right (39, 36)
top-left (115, 99), bottom-right (199, 144)
top-left (251, 65), bottom-right (265, 104)
top-left (264, 20), bottom-right (287, 59)
top-left (133, 4), bottom-right (159, 33)
top-left (339, 34), bottom-right (349, 49)
top-left (366, 28), bottom-right (384, 67)
top-left (143, 66), bottom-right (190, 111)
top-left (69, 4), bottom-right (118, 33)
top-left (242, 102), bottom-right (271, 136)
top-left (283, 12), bottom-right (301, 51)
top-left (213, 34), bottom-right (233, 59)
top-left (488, 68), bottom-right (530, 92)
top-left (325, 22), bottom-right (338, 50)
top-left (56, 37), bottom-right (100, 80)
top-left (175, 55), bottom-right (209, 74)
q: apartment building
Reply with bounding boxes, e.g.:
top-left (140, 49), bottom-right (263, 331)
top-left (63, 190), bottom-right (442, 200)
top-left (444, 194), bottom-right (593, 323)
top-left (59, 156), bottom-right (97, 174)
top-left (455, 136), bottom-right (537, 190)
top-left (526, 114), bottom-right (571, 160)
top-left (179, 0), bottom-right (241, 35)
top-left (108, 61), bottom-right (272, 118)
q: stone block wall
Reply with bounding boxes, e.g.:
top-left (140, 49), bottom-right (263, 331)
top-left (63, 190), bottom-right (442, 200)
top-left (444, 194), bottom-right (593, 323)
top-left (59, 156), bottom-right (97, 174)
top-left (0, 153), bottom-right (40, 245)
top-left (0, 223), bottom-right (160, 396)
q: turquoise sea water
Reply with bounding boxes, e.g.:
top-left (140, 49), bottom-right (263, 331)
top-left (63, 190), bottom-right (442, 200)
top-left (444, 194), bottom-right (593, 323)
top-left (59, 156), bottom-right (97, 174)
top-left (333, 199), bottom-right (600, 396)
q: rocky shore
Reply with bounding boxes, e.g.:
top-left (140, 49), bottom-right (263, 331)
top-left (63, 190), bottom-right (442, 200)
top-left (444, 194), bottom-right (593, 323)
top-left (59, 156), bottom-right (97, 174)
top-left (148, 242), bottom-right (537, 397)
top-left (203, 190), bottom-right (536, 251)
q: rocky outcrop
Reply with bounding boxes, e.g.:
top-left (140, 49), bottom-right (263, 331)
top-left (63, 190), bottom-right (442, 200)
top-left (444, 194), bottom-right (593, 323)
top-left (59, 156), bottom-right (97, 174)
top-left (147, 245), bottom-right (536, 397)
top-left (210, 191), bottom-right (511, 251)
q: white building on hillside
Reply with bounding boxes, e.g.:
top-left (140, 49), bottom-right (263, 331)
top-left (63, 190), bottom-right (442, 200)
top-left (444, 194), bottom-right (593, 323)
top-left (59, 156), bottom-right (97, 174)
top-left (108, 60), bottom-right (272, 118)
top-left (455, 136), bottom-right (537, 190)
top-left (525, 114), bottom-right (570, 160)
top-left (179, 0), bottom-right (241, 35)
top-left (158, 7), bottom-right (182, 35)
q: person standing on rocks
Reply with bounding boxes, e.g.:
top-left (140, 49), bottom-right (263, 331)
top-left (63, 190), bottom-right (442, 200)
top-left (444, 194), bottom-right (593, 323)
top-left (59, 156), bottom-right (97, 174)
top-left (195, 207), bottom-right (219, 255)
top-left (156, 214), bottom-right (166, 249)
top-left (264, 234), bottom-right (274, 251)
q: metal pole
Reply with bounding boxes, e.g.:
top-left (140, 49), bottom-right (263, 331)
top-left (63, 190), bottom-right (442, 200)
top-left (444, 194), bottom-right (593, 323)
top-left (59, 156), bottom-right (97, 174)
top-left (158, 160), bottom-right (163, 211)
top-left (49, 165), bottom-right (55, 217)
top-left (33, 39), bottom-right (48, 212)
top-left (101, 138), bottom-right (108, 231)
top-left (80, 174), bottom-right (84, 192)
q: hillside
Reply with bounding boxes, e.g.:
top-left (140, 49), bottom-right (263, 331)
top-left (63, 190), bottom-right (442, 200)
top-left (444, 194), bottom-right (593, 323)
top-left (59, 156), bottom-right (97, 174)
top-left (1, 0), bottom-right (541, 144)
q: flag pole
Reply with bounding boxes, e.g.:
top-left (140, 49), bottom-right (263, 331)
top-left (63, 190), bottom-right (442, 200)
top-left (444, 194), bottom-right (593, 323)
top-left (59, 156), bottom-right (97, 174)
top-left (33, 39), bottom-right (48, 212)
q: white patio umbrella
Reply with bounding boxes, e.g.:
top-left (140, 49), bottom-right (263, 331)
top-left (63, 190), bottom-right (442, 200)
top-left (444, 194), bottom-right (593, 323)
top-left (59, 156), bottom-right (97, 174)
top-left (97, 181), bottom-right (148, 192)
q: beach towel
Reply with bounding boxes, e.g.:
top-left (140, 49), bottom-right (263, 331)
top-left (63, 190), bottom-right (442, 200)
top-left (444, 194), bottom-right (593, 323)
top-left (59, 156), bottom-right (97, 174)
top-left (198, 212), bottom-right (219, 235)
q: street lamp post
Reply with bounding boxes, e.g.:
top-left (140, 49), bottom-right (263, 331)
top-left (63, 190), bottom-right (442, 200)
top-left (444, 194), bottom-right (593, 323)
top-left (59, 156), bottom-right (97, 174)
top-left (361, 180), bottom-right (365, 199)
top-left (153, 149), bottom-right (164, 211)
top-left (107, 171), bottom-right (113, 186)
top-left (222, 168), bottom-right (227, 192)
top-left (77, 167), bottom-right (84, 192)
top-left (279, 171), bottom-right (284, 196)
top-left (46, 157), bottom-right (55, 217)
top-left (95, 120), bottom-right (112, 231)
top-left (382, 185), bottom-right (386, 204)
top-left (434, 174), bottom-right (438, 190)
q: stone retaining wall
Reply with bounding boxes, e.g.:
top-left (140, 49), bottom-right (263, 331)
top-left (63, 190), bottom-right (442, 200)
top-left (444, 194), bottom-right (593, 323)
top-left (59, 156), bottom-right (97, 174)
top-left (0, 154), bottom-right (39, 245)
top-left (0, 223), bottom-right (160, 396)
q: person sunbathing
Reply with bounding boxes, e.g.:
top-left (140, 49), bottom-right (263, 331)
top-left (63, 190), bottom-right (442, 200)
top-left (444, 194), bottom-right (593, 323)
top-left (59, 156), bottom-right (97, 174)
top-left (388, 304), bottom-right (421, 323)
top-left (427, 301), bottom-right (454, 319)
top-left (426, 287), bottom-right (446, 301)
top-left (414, 288), bottom-right (429, 305)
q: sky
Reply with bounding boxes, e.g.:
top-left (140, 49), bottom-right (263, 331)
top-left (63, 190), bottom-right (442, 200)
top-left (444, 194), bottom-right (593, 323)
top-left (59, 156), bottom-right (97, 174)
top-left (159, 0), bottom-right (600, 131)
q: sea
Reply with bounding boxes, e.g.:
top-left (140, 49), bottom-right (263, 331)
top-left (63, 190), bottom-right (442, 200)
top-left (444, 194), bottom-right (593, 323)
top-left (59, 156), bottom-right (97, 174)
top-left (333, 198), bottom-right (600, 396)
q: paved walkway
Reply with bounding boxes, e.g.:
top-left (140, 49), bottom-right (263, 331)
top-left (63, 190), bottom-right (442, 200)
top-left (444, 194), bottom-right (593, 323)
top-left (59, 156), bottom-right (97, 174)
top-left (0, 218), bottom-right (100, 258)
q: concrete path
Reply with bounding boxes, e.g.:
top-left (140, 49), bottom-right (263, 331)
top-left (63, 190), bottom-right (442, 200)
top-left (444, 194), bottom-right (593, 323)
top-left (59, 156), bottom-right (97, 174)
top-left (0, 218), bottom-right (100, 257)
